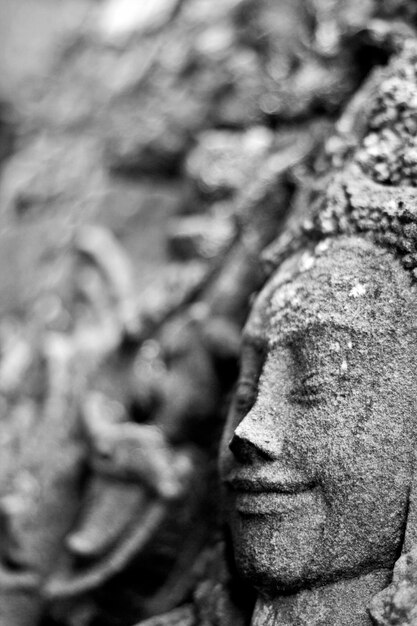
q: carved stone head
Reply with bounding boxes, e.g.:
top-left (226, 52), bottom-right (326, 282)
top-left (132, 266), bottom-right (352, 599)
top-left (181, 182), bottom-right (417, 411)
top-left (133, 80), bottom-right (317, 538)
top-left (220, 235), bottom-right (417, 592)
top-left (220, 41), bottom-right (417, 624)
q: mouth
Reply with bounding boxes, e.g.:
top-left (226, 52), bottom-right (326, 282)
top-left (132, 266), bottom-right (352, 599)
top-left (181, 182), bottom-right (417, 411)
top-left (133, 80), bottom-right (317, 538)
top-left (224, 469), bottom-right (316, 515)
top-left (225, 467), bottom-right (315, 493)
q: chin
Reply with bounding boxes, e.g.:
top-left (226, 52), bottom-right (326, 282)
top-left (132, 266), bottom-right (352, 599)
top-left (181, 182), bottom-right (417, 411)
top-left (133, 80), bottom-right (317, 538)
top-left (230, 512), bottom-right (326, 594)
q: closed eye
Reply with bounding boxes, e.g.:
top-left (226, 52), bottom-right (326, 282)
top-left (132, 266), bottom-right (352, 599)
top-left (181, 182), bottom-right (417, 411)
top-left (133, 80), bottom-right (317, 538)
top-left (288, 372), bottom-right (326, 405)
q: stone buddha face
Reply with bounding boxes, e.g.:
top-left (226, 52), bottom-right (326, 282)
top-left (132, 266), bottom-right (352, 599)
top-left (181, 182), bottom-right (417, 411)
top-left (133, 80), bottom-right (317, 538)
top-left (220, 235), bottom-right (417, 596)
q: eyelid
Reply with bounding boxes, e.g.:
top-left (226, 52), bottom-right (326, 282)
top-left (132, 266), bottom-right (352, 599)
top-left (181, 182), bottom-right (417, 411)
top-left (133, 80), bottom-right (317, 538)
top-left (289, 364), bottom-right (355, 405)
top-left (301, 371), bottom-right (320, 384)
top-left (289, 371), bottom-right (325, 405)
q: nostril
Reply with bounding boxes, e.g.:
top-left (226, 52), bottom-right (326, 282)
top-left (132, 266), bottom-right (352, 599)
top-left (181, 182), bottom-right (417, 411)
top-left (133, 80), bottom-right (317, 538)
top-left (229, 425), bottom-right (277, 462)
top-left (229, 432), bottom-right (257, 463)
top-left (228, 436), bottom-right (238, 455)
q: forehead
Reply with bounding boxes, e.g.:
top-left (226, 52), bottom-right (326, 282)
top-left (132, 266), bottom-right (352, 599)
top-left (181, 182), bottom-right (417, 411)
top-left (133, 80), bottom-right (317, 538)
top-left (245, 237), bottom-right (416, 345)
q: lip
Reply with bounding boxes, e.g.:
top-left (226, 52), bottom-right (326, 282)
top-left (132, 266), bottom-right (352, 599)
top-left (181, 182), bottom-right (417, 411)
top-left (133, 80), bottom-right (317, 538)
top-left (224, 468), bottom-right (315, 494)
top-left (233, 490), bottom-right (317, 515)
top-left (224, 468), bottom-right (316, 515)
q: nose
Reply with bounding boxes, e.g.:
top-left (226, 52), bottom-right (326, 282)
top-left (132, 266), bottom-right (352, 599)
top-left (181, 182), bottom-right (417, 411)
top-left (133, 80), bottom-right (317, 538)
top-left (229, 406), bottom-right (287, 464)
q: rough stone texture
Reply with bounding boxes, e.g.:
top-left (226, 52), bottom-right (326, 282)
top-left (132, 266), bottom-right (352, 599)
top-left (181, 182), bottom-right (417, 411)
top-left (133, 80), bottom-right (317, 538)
top-left (219, 38), bottom-right (417, 626)
top-left (264, 42), bottom-right (417, 281)
top-left (221, 236), bottom-right (416, 625)
top-left (370, 548), bottom-right (417, 625)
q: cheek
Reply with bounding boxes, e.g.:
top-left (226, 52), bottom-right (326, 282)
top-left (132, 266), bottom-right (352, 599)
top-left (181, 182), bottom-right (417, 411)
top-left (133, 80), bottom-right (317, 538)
top-left (289, 387), bottom-right (415, 490)
top-left (315, 401), bottom-right (415, 517)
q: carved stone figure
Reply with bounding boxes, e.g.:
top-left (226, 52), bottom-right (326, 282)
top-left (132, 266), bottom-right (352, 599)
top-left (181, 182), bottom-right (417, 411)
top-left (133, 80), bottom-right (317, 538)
top-left (4, 2), bottom-right (417, 625)
top-left (219, 40), bottom-right (417, 626)
top-left (221, 235), bottom-right (415, 625)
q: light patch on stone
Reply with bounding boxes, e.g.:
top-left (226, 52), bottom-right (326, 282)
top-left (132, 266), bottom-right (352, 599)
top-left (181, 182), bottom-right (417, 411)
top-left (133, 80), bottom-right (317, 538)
top-left (349, 283), bottom-right (366, 298)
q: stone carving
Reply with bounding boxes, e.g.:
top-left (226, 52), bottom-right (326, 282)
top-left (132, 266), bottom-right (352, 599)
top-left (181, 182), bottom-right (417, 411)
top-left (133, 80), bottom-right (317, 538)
top-left (219, 40), bottom-right (417, 626)
top-left (4, 2), bottom-right (417, 625)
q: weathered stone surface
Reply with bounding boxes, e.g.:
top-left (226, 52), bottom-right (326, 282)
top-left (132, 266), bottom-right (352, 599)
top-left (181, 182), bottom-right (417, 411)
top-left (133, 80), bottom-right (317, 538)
top-left (221, 236), bottom-right (415, 625)
top-left (370, 548), bottom-right (417, 625)
top-left (218, 40), bottom-right (417, 626)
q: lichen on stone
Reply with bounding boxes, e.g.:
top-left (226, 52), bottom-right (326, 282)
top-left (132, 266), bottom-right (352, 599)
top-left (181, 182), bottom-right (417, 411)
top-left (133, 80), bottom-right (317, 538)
top-left (264, 41), bottom-right (417, 282)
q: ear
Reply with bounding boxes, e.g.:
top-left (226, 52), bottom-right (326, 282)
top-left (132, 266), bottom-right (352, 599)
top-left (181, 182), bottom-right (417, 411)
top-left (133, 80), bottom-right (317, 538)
top-left (368, 451), bottom-right (417, 624)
